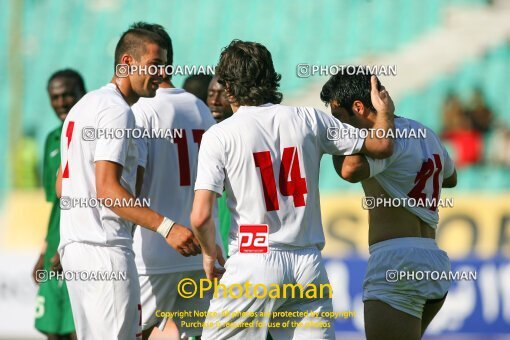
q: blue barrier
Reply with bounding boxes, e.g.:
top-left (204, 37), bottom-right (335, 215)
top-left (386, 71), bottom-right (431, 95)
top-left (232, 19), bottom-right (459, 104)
top-left (324, 256), bottom-right (510, 335)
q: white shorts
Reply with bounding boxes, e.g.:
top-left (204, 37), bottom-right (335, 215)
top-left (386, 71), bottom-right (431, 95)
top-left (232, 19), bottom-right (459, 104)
top-left (139, 270), bottom-right (212, 336)
top-left (202, 247), bottom-right (335, 340)
top-left (363, 237), bottom-right (451, 319)
top-left (60, 243), bottom-right (141, 340)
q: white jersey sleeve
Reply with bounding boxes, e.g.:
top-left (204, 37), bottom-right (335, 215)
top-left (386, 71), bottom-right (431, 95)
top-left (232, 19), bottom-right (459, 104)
top-left (195, 129), bottom-right (226, 196)
top-left (314, 109), bottom-right (365, 155)
top-left (94, 106), bottom-right (132, 165)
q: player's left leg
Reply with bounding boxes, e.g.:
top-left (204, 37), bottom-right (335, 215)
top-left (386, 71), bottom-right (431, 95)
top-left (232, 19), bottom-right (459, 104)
top-left (420, 294), bottom-right (447, 336)
top-left (364, 300), bottom-right (421, 340)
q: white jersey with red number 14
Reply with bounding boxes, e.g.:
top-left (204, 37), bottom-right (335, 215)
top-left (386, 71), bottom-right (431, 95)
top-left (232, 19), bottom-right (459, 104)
top-left (195, 103), bottom-right (365, 255)
top-left (59, 83), bottom-right (139, 252)
top-left (132, 88), bottom-right (219, 274)
top-left (366, 117), bottom-right (455, 228)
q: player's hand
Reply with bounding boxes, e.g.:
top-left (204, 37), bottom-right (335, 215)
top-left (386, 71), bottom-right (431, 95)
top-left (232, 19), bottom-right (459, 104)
top-left (50, 252), bottom-right (62, 273)
top-left (370, 75), bottom-right (394, 116)
top-left (203, 245), bottom-right (226, 280)
top-left (32, 254), bottom-right (44, 285)
top-left (166, 223), bottom-right (202, 257)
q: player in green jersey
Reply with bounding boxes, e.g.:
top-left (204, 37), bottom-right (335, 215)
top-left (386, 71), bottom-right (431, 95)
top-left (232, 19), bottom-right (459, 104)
top-left (32, 69), bottom-right (85, 340)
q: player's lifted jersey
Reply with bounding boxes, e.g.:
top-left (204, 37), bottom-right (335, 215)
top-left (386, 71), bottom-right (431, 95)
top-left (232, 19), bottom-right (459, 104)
top-left (367, 117), bottom-right (455, 228)
top-left (132, 88), bottom-right (218, 274)
top-left (59, 83), bottom-right (138, 252)
top-left (195, 104), bottom-right (364, 254)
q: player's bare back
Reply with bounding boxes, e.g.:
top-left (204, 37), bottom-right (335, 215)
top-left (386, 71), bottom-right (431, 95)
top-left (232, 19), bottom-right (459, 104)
top-left (362, 177), bottom-right (435, 246)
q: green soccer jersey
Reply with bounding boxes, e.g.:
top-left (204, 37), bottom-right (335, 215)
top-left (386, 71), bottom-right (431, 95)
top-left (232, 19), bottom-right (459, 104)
top-left (42, 126), bottom-right (62, 269)
top-left (218, 191), bottom-right (231, 255)
top-left (35, 125), bottom-right (75, 335)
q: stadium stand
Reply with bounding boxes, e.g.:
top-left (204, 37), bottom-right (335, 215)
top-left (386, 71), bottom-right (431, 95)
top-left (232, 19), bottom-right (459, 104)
top-left (6, 0), bottom-right (489, 188)
top-left (2, 0), bottom-right (506, 199)
top-left (2, 1), bottom-right (510, 338)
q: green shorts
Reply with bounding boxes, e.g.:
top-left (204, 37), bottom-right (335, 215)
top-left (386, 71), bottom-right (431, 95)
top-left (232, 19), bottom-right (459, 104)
top-left (34, 276), bottom-right (75, 335)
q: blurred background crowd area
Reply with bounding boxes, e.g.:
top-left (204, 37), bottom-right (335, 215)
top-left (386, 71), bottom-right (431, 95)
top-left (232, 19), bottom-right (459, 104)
top-left (1, 0), bottom-right (509, 200)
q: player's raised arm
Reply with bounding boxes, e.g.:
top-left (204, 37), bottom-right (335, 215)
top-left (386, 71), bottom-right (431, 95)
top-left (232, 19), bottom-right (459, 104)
top-left (332, 154), bottom-right (370, 183)
top-left (332, 147), bottom-right (399, 183)
top-left (359, 75), bottom-right (395, 159)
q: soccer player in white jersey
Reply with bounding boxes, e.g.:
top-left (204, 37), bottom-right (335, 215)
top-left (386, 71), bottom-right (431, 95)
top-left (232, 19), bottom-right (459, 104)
top-left (190, 40), bottom-right (395, 340)
top-left (127, 22), bottom-right (223, 339)
top-left (320, 69), bottom-right (457, 340)
top-left (56, 26), bottom-right (200, 340)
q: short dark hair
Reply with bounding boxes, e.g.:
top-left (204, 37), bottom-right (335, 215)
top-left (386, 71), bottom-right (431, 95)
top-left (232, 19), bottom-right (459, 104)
top-left (129, 22), bottom-right (173, 67)
top-left (47, 68), bottom-right (86, 94)
top-left (320, 66), bottom-right (380, 115)
top-left (216, 40), bottom-right (282, 106)
top-left (114, 27), bottom-right (167, 69)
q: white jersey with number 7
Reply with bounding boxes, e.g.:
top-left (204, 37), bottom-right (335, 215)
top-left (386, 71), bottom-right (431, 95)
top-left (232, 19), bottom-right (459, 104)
top-left (195, 103), bottom-right (365, 254)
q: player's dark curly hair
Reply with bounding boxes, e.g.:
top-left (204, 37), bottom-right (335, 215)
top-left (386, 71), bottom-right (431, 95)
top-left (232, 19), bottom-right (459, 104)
top-left (216, 40), bottom-right (282, 106)
top-left (320, 66), bottom-right (380, 116)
